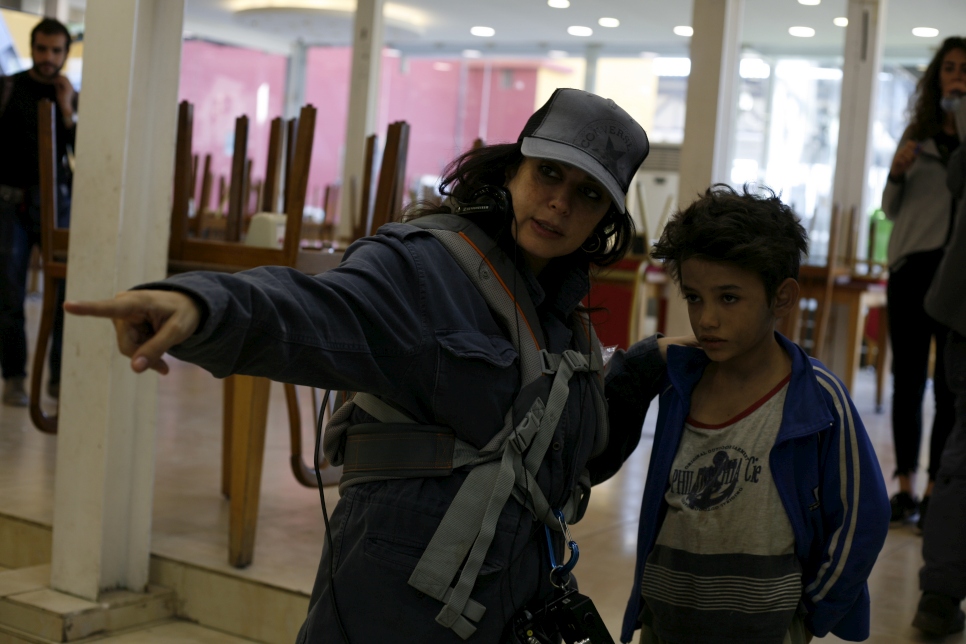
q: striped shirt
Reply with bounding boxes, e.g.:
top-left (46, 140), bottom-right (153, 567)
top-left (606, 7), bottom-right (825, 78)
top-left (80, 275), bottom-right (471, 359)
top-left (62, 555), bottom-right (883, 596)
top-left (641, 375), bottom-right (802, 643)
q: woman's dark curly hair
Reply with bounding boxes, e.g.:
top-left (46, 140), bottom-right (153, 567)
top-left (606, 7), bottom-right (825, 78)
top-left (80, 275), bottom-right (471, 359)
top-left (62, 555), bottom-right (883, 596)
top-left (404, 142), bottom-right (635, 267)
top-left (651, 184), bottom-right (808, 302)
top-left (907, 36), bottom-right (966, 141)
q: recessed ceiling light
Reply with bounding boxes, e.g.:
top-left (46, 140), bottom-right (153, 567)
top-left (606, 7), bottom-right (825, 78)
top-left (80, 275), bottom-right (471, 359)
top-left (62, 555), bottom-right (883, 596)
top-left (462, 49), bottom-right (481, 58)
top-left (433, 62), bottom-right (453, 72)
top-left (789, 26), bottom-right (816, 37)
top-left (833, 17), bottom-right (848, 27)
top-left (912, 27), bottom-right (939, 38)
top-left (673, 25), bottom-right (693, 37)
top-left (598, 17), bottom-right (620, 28)
top-left (640, 51), bottom-right (658, 58)
top-left (798, 0), bottom-right (820, 5)
top-left (548, 49), bottom-right (569, 58)
top-left (384, 48), bottom-right (402, 58)
top-left (548, 0), bottom-right (570, 7)
top-left (470, 26), bottom-right (495, 37)
top-left (568, 25), bottom-right (593, 37)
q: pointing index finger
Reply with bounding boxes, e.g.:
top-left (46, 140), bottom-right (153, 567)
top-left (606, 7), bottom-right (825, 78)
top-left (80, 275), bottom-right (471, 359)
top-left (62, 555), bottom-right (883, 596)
top-left (63, 298), bottom-right (139, 320)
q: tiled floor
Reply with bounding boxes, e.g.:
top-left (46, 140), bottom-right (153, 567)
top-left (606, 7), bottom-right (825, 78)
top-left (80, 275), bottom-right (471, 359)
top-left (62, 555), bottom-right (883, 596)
top-left (0, 294), bottom-right (963, 642)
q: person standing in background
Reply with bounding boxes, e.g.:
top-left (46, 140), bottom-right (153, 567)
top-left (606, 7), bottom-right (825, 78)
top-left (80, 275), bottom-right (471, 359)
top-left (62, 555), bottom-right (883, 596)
top-left (881, 36), bottom-right (966, 529)
top-left (0, 18), bottom-right (76, 406)
top-left (912, 90), bottom-right (966, 639)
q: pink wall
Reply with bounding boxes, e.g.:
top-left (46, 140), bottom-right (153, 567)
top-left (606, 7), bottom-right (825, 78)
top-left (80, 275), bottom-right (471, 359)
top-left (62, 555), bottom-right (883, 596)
top-left (179, 40), bottom-right (540, 217)
top-left (302, 47), bottom-right (352, 211)
top-left (178, 40), bottom-right (287, 212)
top-left (461, 64), bottom-right (538, 147)
top-left (379, 56), bottom-right (463, 183)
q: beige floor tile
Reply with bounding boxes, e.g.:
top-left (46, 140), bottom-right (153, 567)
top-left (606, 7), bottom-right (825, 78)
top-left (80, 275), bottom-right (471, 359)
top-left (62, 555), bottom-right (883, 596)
top-left (4, 588), bottom-right (99, 614)
top-left (0, 567), bottom-right (51, 600)
top-left (94, 620), bottom-right (255, 643)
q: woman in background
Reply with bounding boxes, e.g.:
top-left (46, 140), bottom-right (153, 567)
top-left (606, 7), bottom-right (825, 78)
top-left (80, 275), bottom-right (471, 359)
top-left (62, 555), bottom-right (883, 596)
top-left (882, 36), bottom-right (966, 529)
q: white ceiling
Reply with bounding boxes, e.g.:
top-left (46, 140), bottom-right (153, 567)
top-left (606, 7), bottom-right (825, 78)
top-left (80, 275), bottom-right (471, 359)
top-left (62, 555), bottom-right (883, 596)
top-left (69, 0), bottom-right (966, 61)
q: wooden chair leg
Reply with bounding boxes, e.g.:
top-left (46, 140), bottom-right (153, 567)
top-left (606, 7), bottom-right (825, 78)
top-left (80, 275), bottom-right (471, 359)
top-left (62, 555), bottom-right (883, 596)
top-left (29, 275), bottom-right (59, 434)
top-left (228, 374), bottom-right (271, 568)
top-left (222, 375), bottom-right (234, 498)
top-left (284, 383), bottom-right (343, 488)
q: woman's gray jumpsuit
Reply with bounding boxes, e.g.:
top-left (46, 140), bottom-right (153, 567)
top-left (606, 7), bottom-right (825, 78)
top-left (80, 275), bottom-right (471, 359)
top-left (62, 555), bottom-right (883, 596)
top-left (149, 222), bottom-right (661, 642)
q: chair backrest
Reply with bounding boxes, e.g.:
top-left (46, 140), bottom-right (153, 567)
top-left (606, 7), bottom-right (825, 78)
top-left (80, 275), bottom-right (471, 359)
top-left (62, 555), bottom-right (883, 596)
top-left (351, 133), bottom-right (378, 241)
top-left (369, 121), bottom-right (410, 235)
top-left (169, 100), bottom-right (193, 259)
top-left (261, 117), bottom-right (284, 213)
top-left (167, 104), bottom-right (318, 271)
top-left (191, 153), bottom-right (213, 236)
top-left (225, 115), bottom-right (249, 242)
top-left (37, 99), bottom-right (68, 267)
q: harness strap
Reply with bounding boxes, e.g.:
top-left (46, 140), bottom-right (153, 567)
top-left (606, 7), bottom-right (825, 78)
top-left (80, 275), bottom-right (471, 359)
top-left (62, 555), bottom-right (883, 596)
top-left (318, 215), bottom-right (611, 639)
top-left (407, 349), bottom-right (592, 639)
top-left (353, 393), bottom-right (416, 424)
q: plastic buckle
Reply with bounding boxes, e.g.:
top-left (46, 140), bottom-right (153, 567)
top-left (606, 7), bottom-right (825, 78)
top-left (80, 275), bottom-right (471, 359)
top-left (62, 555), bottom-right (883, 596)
top-left (539, 350), bottom-right (557, 375)
top-left (562, 351), bottom-right (588, 373)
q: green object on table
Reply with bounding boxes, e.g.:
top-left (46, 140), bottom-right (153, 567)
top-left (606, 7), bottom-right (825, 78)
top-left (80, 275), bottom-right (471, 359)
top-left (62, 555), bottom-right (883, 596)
top-left (869, 209), bottom-right (892, 265)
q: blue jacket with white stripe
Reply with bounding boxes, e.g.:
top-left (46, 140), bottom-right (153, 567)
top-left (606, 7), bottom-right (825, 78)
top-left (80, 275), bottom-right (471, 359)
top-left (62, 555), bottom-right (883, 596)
top-left (615, 333), bottom-right (890, 643)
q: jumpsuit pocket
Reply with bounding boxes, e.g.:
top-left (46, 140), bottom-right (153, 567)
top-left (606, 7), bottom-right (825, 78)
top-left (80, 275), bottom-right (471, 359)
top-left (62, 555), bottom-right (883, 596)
top-left (364, 532), bottom-right (506, 584)
top-left (434, 330), bottom-right (519, 450)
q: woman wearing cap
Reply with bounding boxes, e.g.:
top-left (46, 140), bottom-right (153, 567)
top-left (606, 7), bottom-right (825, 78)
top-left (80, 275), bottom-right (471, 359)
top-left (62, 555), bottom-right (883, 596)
top-left (65, 88), bottom-right (668, 642)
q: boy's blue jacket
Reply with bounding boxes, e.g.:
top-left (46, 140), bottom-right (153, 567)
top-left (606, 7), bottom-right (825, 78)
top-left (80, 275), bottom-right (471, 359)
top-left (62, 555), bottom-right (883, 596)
top-left (612, 334), bottom-right (890, 643)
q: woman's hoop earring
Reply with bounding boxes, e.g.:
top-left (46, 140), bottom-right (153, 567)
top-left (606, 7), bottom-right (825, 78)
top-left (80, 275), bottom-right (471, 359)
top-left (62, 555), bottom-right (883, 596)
top-left (582, 233), bottom-right (603, 254)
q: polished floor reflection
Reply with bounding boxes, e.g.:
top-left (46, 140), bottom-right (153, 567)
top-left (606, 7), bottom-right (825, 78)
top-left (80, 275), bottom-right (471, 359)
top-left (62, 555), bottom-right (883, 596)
top-left (0, 297), bottom-right (962, 642)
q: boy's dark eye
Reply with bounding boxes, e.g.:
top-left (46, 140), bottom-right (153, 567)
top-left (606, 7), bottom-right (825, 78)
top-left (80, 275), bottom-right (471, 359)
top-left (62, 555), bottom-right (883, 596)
top-left (581, 186), bottom-right (602, 201)
top-left (684, 293), bottom-right (700, 303)
top-left (722, 294), bottom-right (739, 304)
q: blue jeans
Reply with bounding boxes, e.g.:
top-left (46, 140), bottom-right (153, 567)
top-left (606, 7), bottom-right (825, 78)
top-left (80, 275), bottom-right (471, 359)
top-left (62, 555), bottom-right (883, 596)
top-left (0, 184), bottom-right (70, 382)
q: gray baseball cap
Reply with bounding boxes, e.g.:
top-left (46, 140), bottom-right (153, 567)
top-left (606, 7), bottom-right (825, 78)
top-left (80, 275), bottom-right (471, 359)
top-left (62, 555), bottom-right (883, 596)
top-left (518, 88), bottom-right (649, 213)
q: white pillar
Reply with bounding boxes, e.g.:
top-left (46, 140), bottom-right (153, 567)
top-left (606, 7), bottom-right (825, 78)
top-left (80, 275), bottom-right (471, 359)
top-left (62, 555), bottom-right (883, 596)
top-left (831, 0), bottom-right (887, 262)
top-left (666, 0), bottom-right (744, 335)
top-left (584, 44), bottom-right (601, 95)
top-left (337, 0), bottom-right (384, 240)
top-left (50, 0), bottom-right (184, 601)
top-left (284, 39), bottom-right (307, 121)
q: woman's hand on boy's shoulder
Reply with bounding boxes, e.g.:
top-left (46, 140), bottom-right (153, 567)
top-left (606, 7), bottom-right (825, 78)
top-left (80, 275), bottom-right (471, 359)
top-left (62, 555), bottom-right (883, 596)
top-left (657, 335), bottom-right (701, 362)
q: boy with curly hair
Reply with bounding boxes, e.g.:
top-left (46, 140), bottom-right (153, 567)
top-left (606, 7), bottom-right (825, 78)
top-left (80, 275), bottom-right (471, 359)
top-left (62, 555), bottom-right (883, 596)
top-left (606, 184), bottom-right (890, 643)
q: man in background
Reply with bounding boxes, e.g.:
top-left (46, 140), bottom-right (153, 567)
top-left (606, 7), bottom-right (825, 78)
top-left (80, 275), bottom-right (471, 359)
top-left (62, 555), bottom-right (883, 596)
top-left (0, 17), bottom-right (76, 406)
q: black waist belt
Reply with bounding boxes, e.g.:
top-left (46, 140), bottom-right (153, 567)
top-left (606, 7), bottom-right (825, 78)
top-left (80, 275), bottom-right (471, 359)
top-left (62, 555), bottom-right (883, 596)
top-left (342, 423), bottom-right (455, 485)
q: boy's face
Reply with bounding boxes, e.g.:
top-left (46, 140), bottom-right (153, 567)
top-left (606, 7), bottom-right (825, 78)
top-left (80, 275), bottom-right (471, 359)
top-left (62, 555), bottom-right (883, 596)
top-left (680, 257), bottom-right (789, 365)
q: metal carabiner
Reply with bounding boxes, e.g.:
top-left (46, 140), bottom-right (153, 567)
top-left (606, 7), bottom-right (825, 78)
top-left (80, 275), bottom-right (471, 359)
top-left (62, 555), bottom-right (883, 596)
top-left (544, 510), bottom-right (580, 588)
top-left (554, 510), bottom-right (579, 575)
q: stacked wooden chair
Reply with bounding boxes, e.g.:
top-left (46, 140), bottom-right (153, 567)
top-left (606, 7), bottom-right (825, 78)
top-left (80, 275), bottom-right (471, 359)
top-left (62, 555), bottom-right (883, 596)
top-left (169, 100), bottom-right (354, 567)
top-left (28, 99), bottom-right (69, 434)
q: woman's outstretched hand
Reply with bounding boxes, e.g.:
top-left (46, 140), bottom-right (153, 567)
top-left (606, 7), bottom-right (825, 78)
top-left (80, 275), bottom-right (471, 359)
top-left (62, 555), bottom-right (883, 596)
top-left (63, 290), bottom-right (201, 375)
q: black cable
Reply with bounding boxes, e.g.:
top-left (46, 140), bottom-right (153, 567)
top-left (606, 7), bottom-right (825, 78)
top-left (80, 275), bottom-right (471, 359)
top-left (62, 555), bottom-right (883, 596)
top-left (315, 389), bottom-right (350, 644)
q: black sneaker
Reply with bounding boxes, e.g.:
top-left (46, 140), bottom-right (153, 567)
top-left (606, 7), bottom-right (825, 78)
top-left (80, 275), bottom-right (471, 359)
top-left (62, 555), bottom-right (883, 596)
top-left (890, 491), bottom-right (919, 523)
top-left (917, 495), bottom-right (930, 532)
top-left (912, 592), bottom-right (965, 637)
